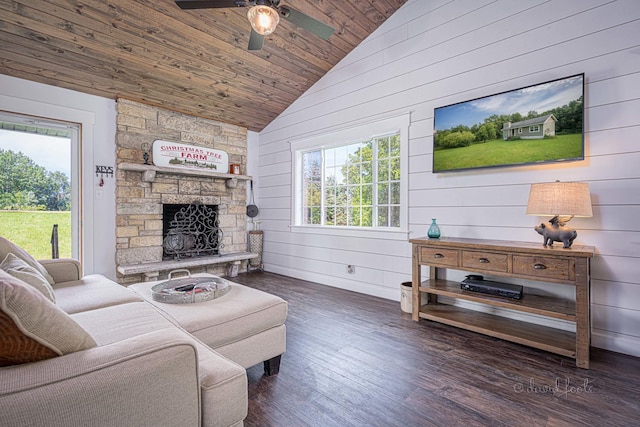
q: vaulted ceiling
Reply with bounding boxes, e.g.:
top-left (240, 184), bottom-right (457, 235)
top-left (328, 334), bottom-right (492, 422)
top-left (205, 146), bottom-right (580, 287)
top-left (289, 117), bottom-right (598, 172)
top-left (0, 0), bottom-right (408, 132)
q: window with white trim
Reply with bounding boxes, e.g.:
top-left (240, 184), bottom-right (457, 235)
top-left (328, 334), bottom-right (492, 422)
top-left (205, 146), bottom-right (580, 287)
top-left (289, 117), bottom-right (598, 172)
top-left (291, 115), bottom-right (409, 233)
top-left (529, 125), bottom-right (540, 132)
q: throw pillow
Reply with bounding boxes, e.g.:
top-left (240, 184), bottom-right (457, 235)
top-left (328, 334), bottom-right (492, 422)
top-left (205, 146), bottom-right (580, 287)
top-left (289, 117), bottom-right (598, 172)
top-left (0, 269), bottom-right (96, 367)
top-left (0, 310), bottom-right (58, 365)
top-left (0, 236), bottom-right (55, 285)
top-left (1, 253), bottom-right (56, 303)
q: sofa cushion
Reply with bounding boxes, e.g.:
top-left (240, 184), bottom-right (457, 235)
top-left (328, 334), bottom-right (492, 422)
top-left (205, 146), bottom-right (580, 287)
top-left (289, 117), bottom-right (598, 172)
top-left (54, 274), bottom-right (142, 314)
top-left (0, 236), bottom-right (55, 285)
top-left (0, 270), bottom-right (96, 367)
top-left (71, 302), bottom-right (177, 345)
top-left (1, 253), bottom-right (56, 303)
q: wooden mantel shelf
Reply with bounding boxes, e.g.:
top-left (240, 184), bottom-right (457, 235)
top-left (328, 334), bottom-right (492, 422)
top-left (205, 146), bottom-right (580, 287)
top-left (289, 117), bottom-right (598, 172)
top-left (119, 162), bottom-right (252, 183)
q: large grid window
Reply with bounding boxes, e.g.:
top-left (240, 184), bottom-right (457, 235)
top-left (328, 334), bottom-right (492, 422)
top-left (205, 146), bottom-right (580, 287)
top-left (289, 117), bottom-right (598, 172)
top-left (299, 132), bottom-right (402, 229)
top-left (292, 115), bottom-right (409, 234)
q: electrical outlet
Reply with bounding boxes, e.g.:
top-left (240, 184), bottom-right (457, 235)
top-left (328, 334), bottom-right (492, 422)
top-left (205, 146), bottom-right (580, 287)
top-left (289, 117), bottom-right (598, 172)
top-left (347, 265), bottom-right (355, 274)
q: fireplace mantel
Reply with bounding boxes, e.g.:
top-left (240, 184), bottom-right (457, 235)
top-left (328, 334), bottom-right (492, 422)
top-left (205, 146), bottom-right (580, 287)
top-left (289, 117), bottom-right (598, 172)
top-left (119, 162), bottom-right (252, 183)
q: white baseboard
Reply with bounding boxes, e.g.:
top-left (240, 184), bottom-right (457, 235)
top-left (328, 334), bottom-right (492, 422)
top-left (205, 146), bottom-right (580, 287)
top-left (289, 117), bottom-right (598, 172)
top-left (266, 264), bottom-right (400, 301)
top-left (591, 330), bottom-right (640, 358)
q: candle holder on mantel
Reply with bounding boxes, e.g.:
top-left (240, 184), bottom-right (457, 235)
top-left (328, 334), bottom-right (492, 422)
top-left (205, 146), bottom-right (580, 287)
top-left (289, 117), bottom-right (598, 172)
top-left (141, 142), bottom-right (151, 165)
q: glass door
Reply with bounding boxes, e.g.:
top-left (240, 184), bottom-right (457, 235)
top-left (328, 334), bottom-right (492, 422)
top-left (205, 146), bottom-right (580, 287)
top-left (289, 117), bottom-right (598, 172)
top-left (0, 112), bottom-right (80, 260)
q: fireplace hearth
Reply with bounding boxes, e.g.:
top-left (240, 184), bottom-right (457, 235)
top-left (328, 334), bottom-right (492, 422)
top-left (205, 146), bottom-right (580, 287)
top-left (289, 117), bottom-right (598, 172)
top-left (163, 202), bottom-right (223, 260)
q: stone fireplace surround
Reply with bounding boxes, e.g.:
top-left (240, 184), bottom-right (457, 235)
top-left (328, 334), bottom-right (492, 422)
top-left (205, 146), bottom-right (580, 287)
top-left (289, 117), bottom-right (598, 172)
top-left (115, 99), bottom-right (252, 285)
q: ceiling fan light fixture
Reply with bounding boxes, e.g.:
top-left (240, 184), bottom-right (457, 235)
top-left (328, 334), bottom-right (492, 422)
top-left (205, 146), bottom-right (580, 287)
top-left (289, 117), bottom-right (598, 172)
top-left (247, 5), bottom-right (280, 35)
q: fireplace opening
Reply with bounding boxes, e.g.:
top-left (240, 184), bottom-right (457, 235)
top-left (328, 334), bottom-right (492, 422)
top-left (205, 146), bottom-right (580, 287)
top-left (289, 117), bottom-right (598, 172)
top-left (162, 202), bottom-right (223, 260)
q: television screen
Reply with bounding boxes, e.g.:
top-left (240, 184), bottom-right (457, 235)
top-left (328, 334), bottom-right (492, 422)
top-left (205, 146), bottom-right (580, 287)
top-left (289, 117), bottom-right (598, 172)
top-left (432, 73), bottom-right (584, 173)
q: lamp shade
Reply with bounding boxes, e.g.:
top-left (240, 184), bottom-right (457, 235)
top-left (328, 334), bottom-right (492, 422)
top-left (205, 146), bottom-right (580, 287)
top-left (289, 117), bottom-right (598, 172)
top-left (526, 181), bottom-right (593, 217)
top-left (247, 5), bottom-right (280, 35)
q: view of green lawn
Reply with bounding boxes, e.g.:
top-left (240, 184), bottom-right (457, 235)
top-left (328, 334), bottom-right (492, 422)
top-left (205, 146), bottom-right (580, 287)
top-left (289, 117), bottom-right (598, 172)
top-left (433, 134), bottom-right (583, 172)
top-left (0, 211), bottom-right (71, 259)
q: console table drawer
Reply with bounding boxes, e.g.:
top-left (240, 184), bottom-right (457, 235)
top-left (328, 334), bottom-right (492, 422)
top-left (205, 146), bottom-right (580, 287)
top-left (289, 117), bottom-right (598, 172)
top-left (419, 247), bottom-right (459, 267)
top-left (512, 255), bottom-right (573, 281)
top-left (462, 251), bottom-right (508, 272)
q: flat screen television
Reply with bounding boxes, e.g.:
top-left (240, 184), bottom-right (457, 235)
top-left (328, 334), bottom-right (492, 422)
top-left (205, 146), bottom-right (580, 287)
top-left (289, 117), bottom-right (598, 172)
top-left (432, 73), bottom-right (584, 173)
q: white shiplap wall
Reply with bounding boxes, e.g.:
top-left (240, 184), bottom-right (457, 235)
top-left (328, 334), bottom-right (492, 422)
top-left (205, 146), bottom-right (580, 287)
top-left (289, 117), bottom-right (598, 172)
top-left (255, 0), bottom-right (640, 357)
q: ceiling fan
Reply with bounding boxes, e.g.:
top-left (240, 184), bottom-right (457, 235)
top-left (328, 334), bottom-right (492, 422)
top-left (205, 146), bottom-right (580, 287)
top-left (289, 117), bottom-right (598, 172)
top-left (175, 0), bottom-right (335, 51)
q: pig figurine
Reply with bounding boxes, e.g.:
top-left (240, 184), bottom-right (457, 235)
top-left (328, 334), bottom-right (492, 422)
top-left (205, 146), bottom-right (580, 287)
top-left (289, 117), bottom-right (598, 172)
top-left (534, 222), bottom-right (577, 248)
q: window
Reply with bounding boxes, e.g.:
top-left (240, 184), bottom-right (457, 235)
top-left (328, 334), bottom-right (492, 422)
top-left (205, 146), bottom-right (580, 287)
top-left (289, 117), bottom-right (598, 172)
top-left (291, 115), bottom-right (409, 235)
top-left (529, 125), bottom-right (540, 132)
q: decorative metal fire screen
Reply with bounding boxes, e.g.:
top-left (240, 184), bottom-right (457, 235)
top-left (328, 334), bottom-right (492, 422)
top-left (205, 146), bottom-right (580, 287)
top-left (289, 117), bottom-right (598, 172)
top-left (163, 202), bottom-right (223, 259)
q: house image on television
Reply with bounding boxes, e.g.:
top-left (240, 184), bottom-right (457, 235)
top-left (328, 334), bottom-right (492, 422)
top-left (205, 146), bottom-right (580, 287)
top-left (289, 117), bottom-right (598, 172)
top-left (502, 114), bottom-right (557, 140)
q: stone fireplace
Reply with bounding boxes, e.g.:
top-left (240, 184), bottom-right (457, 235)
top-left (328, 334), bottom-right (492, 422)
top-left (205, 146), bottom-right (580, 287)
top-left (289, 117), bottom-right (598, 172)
top-left (114, 99), bottom-right (251, 285)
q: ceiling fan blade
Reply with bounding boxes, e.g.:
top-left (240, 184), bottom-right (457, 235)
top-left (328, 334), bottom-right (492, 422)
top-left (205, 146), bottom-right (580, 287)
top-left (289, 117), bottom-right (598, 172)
top-left (248, 29), bottom-right (264, 51)
top-left (279, 6), bottom-right (334, 40)
top-left (175, 0), bottom-right (246, 10)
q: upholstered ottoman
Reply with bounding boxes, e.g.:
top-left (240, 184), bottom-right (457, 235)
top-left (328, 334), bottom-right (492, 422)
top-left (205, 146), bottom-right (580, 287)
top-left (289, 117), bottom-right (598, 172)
top-left (128, 274), bottom-right (287, 375)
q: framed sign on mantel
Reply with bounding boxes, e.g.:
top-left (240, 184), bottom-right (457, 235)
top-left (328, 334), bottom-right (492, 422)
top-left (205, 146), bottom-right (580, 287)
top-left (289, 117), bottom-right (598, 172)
top-left (152, 140), bottom-right (229, 173)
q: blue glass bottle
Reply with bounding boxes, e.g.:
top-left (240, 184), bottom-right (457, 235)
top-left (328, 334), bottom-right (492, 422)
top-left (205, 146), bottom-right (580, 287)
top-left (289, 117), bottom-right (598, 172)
top-left (427, 218), bottom-right (441, 238)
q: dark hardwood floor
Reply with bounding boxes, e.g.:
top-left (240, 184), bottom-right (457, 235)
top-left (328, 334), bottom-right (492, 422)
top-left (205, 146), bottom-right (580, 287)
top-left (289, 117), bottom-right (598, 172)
top-left (232, 272), bottom-right (640, 427)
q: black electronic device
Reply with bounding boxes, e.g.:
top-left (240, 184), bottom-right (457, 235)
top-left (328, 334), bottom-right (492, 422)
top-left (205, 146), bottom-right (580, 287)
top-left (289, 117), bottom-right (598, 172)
top-left (460, 275), bottom-right (523, 300)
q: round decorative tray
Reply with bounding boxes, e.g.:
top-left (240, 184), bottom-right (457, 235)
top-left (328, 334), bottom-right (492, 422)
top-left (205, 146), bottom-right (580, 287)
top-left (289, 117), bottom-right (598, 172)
top-left (151, 270), bottom-right (230, 304)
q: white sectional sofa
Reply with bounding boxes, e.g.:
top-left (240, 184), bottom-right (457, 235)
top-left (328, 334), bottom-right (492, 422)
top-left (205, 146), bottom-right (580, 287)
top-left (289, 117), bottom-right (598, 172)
top-left (0, 237), bottom-right (287, 427)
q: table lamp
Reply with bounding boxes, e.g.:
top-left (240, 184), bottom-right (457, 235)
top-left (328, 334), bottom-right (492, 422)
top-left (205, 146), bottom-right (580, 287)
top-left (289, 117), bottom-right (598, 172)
top-left (526, 180), bottom-right (592, 248)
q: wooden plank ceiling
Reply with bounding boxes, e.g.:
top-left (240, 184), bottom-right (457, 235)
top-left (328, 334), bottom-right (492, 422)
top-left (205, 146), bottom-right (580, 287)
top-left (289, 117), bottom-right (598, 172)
top-left (0, 0), bottom-right (408, 132)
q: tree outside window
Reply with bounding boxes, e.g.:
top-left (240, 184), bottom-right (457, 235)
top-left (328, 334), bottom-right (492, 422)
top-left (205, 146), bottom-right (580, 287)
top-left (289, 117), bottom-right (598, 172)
top-left (0, 119), bottom-right (74, 259)
top-left (300, 132), bottom-right (401, 229)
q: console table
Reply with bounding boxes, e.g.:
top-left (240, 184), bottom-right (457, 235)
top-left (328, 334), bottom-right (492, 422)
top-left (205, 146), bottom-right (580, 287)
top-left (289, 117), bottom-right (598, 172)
top-left (410, 237), bottom-right (594, 368)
